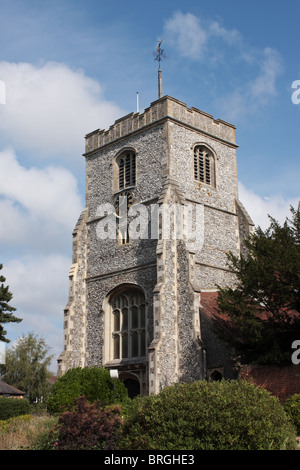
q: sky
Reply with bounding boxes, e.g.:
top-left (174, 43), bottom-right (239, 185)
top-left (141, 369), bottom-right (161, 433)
top-left (0, 0), bottom-right (299, 372)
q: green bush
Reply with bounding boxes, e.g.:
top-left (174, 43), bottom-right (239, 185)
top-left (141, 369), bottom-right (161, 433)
top-left (284, 394), bottom-right (300, 435)
top-left (0, 397), bottom-right (31, 421)
top-left (46, 367), bottom-right (129, 414)
top-left (120, 380), bottom-right (297, 450)
top-left (53, 396), bottom-right (123, 450)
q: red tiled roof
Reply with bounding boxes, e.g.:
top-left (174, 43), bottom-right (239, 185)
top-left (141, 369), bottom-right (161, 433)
top-left (199, 291), bottom-right (220, 317)
top-left (199, 291), bottom-right (232, 328)
top-left (200, 291), bottom-right (249, 347)
top-left (199, 290), bottom-right (298, 345)
top-left (200, 290), bottom-right (298, 324)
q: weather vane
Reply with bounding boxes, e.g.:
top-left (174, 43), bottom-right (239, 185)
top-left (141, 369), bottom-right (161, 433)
top-left (153, 39), bottom-right (166, 69)
top-left (153, 39), bottom-right (166, 99)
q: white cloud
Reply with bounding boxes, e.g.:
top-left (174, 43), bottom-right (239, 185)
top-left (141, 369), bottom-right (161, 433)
top-left (3, 255), bottom-right (69, 317)
top-left (163, 11), bottom-right (241, 62)
top-left (3, 255), bottom-right (70, 370)
top-left (163, 11), bottom-right (282, 121)
top-left (209, 20), bottom-right (241, 45)
top-left (0, 198), bottom-right (27, 244)
top-left (249, 47), bottom-right (282, 99)
top-left (0, 61), bottom-right (125, 160)
top-left (164, 11), bottom-right (208, 60)
top-left (0, 147), bottom-right (83, 251)
top-left (215, 47), bottom-right (282, 121)
top-left (238, 182), bottom-right (298, 230)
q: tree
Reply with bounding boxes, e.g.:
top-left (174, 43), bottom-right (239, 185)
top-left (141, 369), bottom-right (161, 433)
top-left (0, 264), bottom-right (22, 343)
top-left (216, 203), bottom-right (300, 365)
top-left (2, 332), bottom-right (54, 403)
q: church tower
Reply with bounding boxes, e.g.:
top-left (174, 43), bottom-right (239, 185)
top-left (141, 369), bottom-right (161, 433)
top-left (57, 88), bottom-right (254, 396)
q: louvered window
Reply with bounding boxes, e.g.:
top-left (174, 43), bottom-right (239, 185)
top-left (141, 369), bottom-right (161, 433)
top-left (194, 146), bottom-right (215, 186)
top-left (118, 151), bottom-right (136, 189)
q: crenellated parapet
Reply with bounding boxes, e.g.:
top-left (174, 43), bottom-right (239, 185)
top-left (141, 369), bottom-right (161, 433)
top-left (84, 96), bottom-right (236, 154)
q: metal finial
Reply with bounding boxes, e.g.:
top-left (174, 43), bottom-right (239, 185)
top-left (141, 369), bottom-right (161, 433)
top-left (153, 40), bottom-right (166, 99)
top-left (153, 39), bottom-right (166, 69)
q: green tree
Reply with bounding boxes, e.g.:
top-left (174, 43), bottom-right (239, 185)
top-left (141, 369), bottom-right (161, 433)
top-left (3, 332), bottom-right (54, 403)
top-left (0, 263), bottom-right (22, 343)
top-left (216, 203), bottom-right (300, 364)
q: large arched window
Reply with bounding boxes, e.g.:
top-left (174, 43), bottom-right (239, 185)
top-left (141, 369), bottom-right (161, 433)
top-left (110, 288), bottom-right (146, 360)
top-left (118, 151), bottom-right (136, 190)
top-left (194, 145), bottom-right (215, 186)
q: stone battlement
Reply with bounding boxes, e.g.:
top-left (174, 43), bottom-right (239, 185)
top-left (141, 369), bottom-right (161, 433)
top-left (84, 96), bottom-right (236, 154)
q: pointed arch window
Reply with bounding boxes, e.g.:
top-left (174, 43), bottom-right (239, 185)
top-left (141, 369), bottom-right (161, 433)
top-left (194, 146), bottom-right (215, 187)
top-left (118, 151), bottom-right (136, 190)
top-left (110, 288), bottom-right (146, 360)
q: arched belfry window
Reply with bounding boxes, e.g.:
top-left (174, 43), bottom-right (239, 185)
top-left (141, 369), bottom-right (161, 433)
top-left (118, 151), bottom-right (136, 190)
top-left (194, 145), bottom-right (215, 186)
top-left (110, 287), bottom-right (146, 361)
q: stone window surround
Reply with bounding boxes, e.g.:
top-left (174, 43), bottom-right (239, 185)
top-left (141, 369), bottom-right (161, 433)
top-left (102, 284), bottom-right (147, 365)
top-left (112, 146), bottom-right (138, 194)
top-left (193, 143), bottom-right (216, 188)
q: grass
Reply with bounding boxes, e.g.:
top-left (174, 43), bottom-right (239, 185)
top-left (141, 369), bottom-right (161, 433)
top-left (0, 413), bottom-right (58, 450)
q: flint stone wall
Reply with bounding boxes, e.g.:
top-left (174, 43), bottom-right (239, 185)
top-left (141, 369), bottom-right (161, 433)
top-left (58, 96), bottom-right (253, 391)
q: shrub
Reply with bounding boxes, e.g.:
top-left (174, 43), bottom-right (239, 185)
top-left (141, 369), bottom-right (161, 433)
top-left (53, 396), bottom-right (123, 450)
top-left (284, 394), bottom-right (300, 435)
top-left (120, 380), bottom-right (297, 450)
top-left (46, 367), bottom-right (128, 414)
top-left (0, 414), bottom-right (57, 450)
top-left (0, 397), bottom-right (31, 420)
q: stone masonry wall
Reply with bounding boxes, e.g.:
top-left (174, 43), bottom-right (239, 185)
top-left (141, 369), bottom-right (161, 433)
top-left (84, 122), bottom-right (168, 378)
top-left (57, 208), bottom-right (88, 375)
top-left (85, 123), bottom-right (166, 280)
top-left (59, 96), bottom-right (253, 391)
top-left (168, 120), bottom-right (240, 291)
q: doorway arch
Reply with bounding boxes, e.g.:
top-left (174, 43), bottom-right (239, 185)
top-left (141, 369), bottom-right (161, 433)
top-left (119, 372), bottom-right (141, 398)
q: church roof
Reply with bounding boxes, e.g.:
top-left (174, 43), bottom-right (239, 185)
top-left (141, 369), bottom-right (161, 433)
top-left (200, 291), bottom-right (228, 324)
top-left (199, 291), bottom-right (298, 340)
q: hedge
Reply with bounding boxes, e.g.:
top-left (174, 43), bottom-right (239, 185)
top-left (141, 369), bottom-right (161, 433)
top-left (0, 397), bottom-right (31, 421)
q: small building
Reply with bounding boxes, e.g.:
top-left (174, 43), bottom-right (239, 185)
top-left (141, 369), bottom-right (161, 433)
top-left (0, 379), bottom-right (25, 399)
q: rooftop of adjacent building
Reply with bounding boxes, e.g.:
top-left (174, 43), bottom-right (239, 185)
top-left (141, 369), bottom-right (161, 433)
top-left (0, 378), bottom-right (25, 396)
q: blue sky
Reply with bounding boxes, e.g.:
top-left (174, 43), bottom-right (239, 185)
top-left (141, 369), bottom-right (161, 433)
top-left (0, 0), bottom-right (299, 370)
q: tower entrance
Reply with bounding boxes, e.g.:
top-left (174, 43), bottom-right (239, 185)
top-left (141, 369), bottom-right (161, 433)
top-left (123, 378), bottom-right (140, 398)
